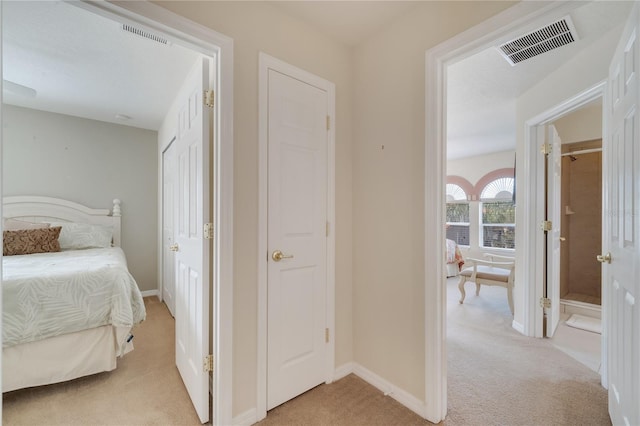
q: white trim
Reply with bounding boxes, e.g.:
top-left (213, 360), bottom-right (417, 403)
top-left (425, 1), bottom-right (584, 422)
top-left (73, 3), bottom-right (234, 425)
top-left (523, 81), bottom-right (606, 339)
top-left (520, 80), bottom-right (606, 330)
top-left (511, 320), bottom-right (525, 335)
top-left (140, 289), bottom-right (160, 298)
top-left (231, 408), bottom-right (257, 426)
top-left (352, 364), bottom-right (427, 419)
top-left (333, 362), bottom-right (356, 381)
top-left (257, 52), bottom-right (336, 421)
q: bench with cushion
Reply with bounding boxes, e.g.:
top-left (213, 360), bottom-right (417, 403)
top-left (458, 253), bottom-right (515, 315)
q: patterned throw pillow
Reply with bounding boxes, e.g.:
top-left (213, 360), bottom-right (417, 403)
top-left (3, 226), bottom-right (62, 256)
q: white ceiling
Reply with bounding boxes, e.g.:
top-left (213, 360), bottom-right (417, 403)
top-left (2, 1), bottom-right (199, 131)
top-left (1, 1), bottom-right (632, 156)
top-left (446, 1), bottom-right (631, 159)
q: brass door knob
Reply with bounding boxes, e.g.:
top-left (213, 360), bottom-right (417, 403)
top-left (596, 252), bottom-right (611, 264)
top-left (169, 243), bottom-right (179, 252)
top-left (272, 250), bottom-right (293, 262)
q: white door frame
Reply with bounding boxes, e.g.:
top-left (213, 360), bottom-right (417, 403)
top-left (257, 52), bottom-right (336, 422)
top-left (524, 82), bottom-right (606, 339)
top-left (162, 137), bottom-right (177, 316)
top-left (74, 2), bottom-right (234, 425)
top-left (424, 1), bottom-right (585, 422)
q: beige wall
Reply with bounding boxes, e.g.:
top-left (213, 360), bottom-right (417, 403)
top-left (554, 103), bottom-right (603, 144)
top-left (2, 105), bottom-right (158, 292)
top-left (352, 1), bottom-right (514, 401)
top-left (154, 1), bottom-right (354, 416)
top-left (157, 0), bottom-right (515, 416)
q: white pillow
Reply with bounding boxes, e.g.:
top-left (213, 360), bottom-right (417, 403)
top-left (49, 222), bottom-right (113, 250)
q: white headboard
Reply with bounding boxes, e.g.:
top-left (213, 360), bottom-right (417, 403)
top-left (3, 196), bottom-right (122, 247)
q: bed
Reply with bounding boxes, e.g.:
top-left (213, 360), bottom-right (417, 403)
top-left (446, 238), bottom-right (465, 277)
top-left (2, 196), bottom-right (145, 392)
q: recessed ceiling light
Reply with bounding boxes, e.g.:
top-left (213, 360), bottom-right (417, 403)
top-left (115, 114), bottom-right (132, 121)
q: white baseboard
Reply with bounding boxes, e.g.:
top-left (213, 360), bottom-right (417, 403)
top-left (352, 363), bottom-right (427, 419)
top-left (512, 319), bottom-right (525, 334)
top-left (140, 289), bottom-right (159, 299)
top-left (232, 408), bottom-right (257, 426)
top-left (333, 362), bottom-right (355, 381)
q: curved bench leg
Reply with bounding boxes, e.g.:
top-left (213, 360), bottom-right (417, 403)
top-left (458, 276), bottom-right (467, 304)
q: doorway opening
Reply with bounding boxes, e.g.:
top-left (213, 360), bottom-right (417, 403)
top-left (540, 98), bottom-right (603, 375)
top-left (1, 2), bottom-right (233, 424)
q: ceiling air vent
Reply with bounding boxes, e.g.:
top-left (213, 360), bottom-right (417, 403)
top-left (498, 16), bottom-right (578, 66)
top-left (122, 24), bottom-right (169, 46)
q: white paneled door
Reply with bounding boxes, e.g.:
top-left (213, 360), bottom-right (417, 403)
top-left (267, 69), bottom-right (328, 410)
top-left (546, 124), bottom-right (562, 337)
top-left (605, 3), bottom-right (640, 425)
top-left (174, 57), bottom-right (211, 424)
top-left (162, 140), bottom-right (176, 317)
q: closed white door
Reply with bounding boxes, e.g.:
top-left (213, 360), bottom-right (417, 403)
top-left (267, 69), bottom-right (328, 410)
top-left (546, 124), bottom-right (562, 337)
top-left (162, 140), bottom-right (176, 317)
top-left (604, 3), bottom-right (640, 425)
top-left (174, 57), bottom-right (211, 424)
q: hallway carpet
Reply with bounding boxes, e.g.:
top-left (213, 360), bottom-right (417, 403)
top-left (3, 282), bottom-right (609, 425)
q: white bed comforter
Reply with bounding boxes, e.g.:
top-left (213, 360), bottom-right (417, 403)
top-left (2, 247), bottom-right (146, 348)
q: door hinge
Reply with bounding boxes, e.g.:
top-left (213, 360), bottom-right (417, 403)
top-left (204, 89), bottom-right (215, 108)
top-left (540, 297), bottom-right (551, 309)
top-left (326, 115), bottom-right (330, 131)
top-left (204, 354), bottom-right (214, 373)
top-left (204, 223), bottom-right (214, 239)
top-left (541, 220), bottom-right (552, 232)
top-left (325, 328), bottom-right (330, 343)
top-left (540, 143), bottom-right (551, 155)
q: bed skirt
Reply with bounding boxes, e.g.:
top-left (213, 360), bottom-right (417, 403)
top-left (3, 325), bottom-right (133, 392)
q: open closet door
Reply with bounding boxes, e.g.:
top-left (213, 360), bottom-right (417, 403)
top-left (604, 3), bottom-right (640, 424)
top-left (174, 56), bottom-right (211, 424)
top-left (545, 124), bottom-right (562, 337)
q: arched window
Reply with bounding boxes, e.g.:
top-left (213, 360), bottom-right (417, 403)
top-left (446, 184), bottom-right (470, 246)
top-left (479, 177), bottom-right (515, 249)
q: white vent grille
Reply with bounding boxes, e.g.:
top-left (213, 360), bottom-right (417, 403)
top-left (498, 16), bottom-right (578, 66)
top-left (122, 24), bottom-right (169, 45)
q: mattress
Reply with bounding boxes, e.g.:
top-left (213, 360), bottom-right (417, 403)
top-left (2, 247), bottom-right (146, 348)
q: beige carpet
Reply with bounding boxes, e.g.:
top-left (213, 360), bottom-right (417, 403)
top-left (446, 277), bottom-right (609, 425)
top-left (257, 374), bottom-right (427, 426)
top-left (3, 284), bottom-right (610, 425)
top-left (3, 297), bottom-right (202, 425)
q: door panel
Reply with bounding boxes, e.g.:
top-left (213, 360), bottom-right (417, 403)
top-left (605, 5), bottom-right (640, 424)
top-left (267, 69), bottom-right (328, 410)
top-left (174, 57), bottom-right (210, 424)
